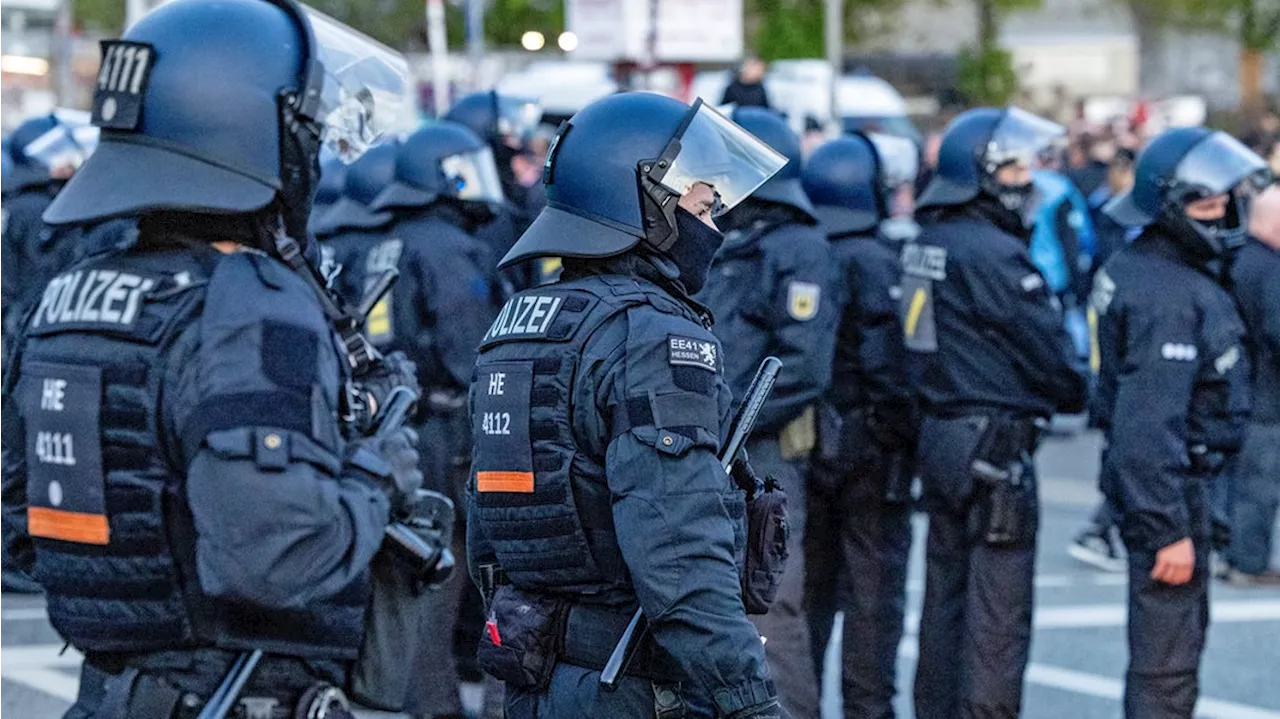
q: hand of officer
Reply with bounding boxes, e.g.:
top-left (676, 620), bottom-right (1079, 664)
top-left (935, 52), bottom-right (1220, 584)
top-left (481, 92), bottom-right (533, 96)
top-left (354, 351), bottom-right (419, 423)
top-left (1152, 538), bottom-right (1195, 585)
top-left (345, 427), bottom-right (424, 517)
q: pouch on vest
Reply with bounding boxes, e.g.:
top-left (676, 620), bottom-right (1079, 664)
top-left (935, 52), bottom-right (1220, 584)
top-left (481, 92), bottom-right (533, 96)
top-left (742, 480), bottom-right (789, 615)
top-left (476, 584), bottom-right (568, 690)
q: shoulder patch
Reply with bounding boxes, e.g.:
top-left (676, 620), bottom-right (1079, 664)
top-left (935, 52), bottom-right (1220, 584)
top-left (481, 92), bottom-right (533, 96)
top-left (901, 244), bottom-right (947, 281)
top-left (667, 334), bottom-right (718, 372)
top-left (787, 281), bottom-right (821, 321)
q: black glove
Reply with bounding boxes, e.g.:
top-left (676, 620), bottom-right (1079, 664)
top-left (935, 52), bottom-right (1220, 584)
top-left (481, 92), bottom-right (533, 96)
top-left (726, 698), bottom-right (787, 719)
top-left (352, 351), bottom-right (419, 434)
top-left (344, 427), bottom-right (424, 517)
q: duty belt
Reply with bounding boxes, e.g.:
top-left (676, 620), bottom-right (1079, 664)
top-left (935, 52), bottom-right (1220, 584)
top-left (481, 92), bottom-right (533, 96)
top-left (558, 604), bottom-right (683, 683)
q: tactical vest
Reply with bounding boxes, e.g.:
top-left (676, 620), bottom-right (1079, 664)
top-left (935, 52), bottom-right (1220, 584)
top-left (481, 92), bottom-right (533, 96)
top-left (471, 275), bottom-right (707, 594)
top-left (10, 238), bottom-right (367, 658)
top-left (11, 241), bottom-right (216, 653)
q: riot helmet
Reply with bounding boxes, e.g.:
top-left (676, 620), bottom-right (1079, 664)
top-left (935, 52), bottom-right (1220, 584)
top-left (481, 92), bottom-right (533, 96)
top-left (5, 114), bottom-right (61, 192)
top-left (445, 91), bottom-right (542, 149)
top-left (370, 121), bottom-right (503, 219)
top-left (19, 109), bottom-right (98, 180)
top-left (803, 132), bottom-right (919, 236)
top-left (918, 107), bottom-right (1065, 222)
top-left (43, 0), bottom-right (409, 246)
top-left (1105, 127), bottom-right (1271, 257)
top-left (729, 106), bottom-right (817, 222)
top-left (310, 138), bottom-right (399, 233)
top-left (501, 93), bottom-right (785, 270)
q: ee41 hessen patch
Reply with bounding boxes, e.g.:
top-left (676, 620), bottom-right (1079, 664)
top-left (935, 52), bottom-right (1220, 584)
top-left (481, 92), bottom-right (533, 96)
top-left (668, 335), bottom-right (718, 372)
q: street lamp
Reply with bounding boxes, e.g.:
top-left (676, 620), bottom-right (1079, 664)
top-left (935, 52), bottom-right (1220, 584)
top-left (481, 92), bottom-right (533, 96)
top-left (521, 31), bottom-right (545, 52)
top-left (558, 31), bottom-right (578, 52)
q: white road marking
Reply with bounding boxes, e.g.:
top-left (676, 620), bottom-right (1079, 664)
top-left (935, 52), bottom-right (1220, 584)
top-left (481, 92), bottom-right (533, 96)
top-left (5, 668), bottom-right (79, 703)
top-left (1, 607), bottom-right (54, 621)
top-left (897, 641), bottom-right (1280, 719)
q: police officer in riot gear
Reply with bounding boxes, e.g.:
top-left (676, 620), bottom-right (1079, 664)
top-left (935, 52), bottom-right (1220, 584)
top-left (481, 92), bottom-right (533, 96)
top-left (906, 107), bottom-right (1087, 719)
top-left (0, 2), bottom-right (429, 716)
top-left (445, 91), bottom-right (545, 290)
top-left (467, 92), bottom-right (788, 718)
top-left (311, 141), bottom-right (398, 302)
top-left (1099, 128), bottom-right (1264, 717)
top-left (692, 105), bottom-right (836, 719)
top-left (362, 120), bottom-right (503, 718)
top-left (802, 132), bottom-right (920, 719)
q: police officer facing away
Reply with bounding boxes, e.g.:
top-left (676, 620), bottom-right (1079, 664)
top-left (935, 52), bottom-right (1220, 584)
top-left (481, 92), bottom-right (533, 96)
top-left (802, 132), bottom-right (920, 719)
top-left (467, 93), bottom-right (788, 718)
top-left (694, 106), bottom-right (837, 719)
top-left (362, 121), bottom-right (504, 718)
top-left (310, 141), bottom-right (398, 302)
top-left (1099, 129), bottom-right (1265, 717)
top-left (906, 108), bottom-right (1087, 719)
top-left (1, 2), bottom-right (425, 716)
top-left (445, 91), bottom-right (546, 291)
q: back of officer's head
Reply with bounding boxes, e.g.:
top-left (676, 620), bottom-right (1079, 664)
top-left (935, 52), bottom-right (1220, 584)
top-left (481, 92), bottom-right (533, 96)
top-left (43, 0), bottom-right (321, 245)
top-left (802, 134), bottom-right (883, 236)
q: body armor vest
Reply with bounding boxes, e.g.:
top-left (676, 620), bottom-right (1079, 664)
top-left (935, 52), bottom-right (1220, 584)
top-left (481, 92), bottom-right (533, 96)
top-left (471, 275), bottom-right (706, 595)
top-left (13, 242), bottom-right (216, 652)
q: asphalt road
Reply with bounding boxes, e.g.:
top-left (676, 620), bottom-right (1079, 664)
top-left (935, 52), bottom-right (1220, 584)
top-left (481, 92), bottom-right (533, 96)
top-left (3, 426), bottom-right (1278, 718)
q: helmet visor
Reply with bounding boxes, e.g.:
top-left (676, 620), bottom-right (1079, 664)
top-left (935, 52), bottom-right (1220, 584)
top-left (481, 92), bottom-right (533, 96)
top-left (495, 94), bottom-right (543, 144)
top-left (23, 113), bottom-right (99, 171)
top-left (443, 146), bottom-right (505, 204)
top-left (656, 100), bottom-right (788, 217)
top-left (986, 107), bottom-right (1066, 170)
top-left (305, 5), bottom-right (410, 163)
top-left (1173, 131), bottom-right (1271, 200)
top-left (867, 132), bottom-right (919, 189)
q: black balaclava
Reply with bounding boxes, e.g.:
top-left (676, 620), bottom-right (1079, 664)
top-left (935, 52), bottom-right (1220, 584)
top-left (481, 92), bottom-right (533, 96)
top-left (664, 207), bottom-right (726, 295)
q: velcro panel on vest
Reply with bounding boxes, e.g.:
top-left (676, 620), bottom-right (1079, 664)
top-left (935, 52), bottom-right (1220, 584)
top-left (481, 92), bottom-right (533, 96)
top-left (473, 346), bottom-right (607, 592)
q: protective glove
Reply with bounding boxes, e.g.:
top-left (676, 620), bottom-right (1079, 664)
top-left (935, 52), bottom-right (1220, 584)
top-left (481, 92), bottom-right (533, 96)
top-left (726, 698), bottom-right (787, 719)
top-left (352, 351), bottom-right (419, 434)
top-left (343, 426), bottom-right (424, 517)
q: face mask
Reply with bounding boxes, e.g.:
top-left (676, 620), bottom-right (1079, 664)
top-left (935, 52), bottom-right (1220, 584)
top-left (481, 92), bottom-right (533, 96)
top-left (667, 207), bottom-right (725, 295)
top-left (996, 181), bottom-right (1035, 214)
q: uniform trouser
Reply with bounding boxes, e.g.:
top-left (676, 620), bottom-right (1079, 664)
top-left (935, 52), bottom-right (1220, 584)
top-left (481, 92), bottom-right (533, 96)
top-left (1120, 477), bottom-right (1211, 719)
top-left (912, 415), bottom-right (1037, 719)
top-left (805, 455), bottom-right (912, 719)
top-left (747, 437), bottom-right (821, 719)
top-left (64, 649), bottom-right (348, 719)
top-left (1226, 423), bottom-right (1280, 574)
top-left (504, 664), bottom-right (717, 719)
top-left (404, 410), bottom-right (483, 717)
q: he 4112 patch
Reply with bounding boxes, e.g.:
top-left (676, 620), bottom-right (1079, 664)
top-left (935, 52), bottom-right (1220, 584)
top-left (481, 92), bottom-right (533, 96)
top-left (668, 335), bottom-right (718, 372)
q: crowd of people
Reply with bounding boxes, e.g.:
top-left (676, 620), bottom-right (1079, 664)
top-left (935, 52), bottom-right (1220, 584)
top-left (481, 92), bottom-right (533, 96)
top-left (1, 3), bottom-right (1279, 719)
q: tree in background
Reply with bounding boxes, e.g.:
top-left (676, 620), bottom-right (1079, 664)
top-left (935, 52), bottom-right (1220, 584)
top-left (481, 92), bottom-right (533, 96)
top-left (747, 0), bottom-right (903, 61)
top-left (956, 0), bottom-right (1040, 105)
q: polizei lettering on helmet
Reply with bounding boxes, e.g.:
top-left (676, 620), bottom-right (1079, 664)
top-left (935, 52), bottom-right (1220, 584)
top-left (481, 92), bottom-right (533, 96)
top-left (29, 270), bottom-right (156, 330)
top-left (484, 294), bottom-right (564, 342)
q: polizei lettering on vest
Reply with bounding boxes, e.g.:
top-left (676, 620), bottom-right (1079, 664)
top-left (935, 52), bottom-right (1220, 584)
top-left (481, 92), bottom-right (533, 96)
top-left (485, 295), bottom-right (563, 341)
top-left (30, 270), bottom-right (156, 329)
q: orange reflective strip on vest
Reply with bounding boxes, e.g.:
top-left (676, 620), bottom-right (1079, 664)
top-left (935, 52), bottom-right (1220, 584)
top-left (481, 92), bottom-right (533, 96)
top-left (476, 471), bottom-right (535, 493)
top-left (28, 506), bottom-right (110, 545)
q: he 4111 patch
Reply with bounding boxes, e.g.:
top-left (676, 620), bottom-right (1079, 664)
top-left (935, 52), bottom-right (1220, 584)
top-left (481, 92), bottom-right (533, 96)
top-left (668, 335), bottom-right (718, 372)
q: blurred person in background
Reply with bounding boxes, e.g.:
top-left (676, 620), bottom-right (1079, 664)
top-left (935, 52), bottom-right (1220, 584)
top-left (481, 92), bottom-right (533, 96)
top-left (1067, 131), bottom-right (1117, 198)
top-left (1220, 184), bottom-right (1280, 586)
top-left (906, 107), bottom-right (1087, 719)
top-left (695, 106), bottom-right (837, 719)
top-left (309, 142), bottom-right (398, 303)
top-left (803, 131), bottom-right (920, 719)
top-left (721, 55), bottom-right (772, 109)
